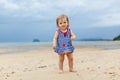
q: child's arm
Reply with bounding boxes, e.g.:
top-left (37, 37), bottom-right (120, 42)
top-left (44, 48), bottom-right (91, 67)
top-left (70, 30), bottom-right (76, 40)
top-left (52, 31), bottom-right (58, 50)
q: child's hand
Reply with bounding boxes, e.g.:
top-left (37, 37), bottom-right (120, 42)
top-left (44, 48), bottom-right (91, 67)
top-left (52, 45), bottom-right (56, 50)
top-left (71, 36), bottom-right (76, 40)
top-left (70, 30), bottom-right (76, 40)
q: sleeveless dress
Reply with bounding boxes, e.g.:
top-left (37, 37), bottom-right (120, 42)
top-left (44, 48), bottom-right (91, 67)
top-left (55, 28), bottom-right (74, 54)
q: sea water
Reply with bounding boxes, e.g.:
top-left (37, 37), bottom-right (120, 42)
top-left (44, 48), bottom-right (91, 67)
top-left (0, 42), bottom-right (52, 54)
top-left (73, 41), bottom-right (120, 50)
top-left (0, 41), bottom-right (120, 54)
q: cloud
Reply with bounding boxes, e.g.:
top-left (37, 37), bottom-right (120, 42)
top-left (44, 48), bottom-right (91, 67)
top-left (92, 13), bottom-right (120, 27)
top-left (81, 0), bottom-right (120, 27)
top-left (0, 0), bottom-right (19, 10)
top-left (0, 0), bottom-right (85, 19)
top-left (83, 0), bottom-right (115, 12)
top-left (0, 0), bottom-right (120, 27)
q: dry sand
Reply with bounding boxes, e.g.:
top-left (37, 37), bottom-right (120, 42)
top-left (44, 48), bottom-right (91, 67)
top-left (0, 47), bottom-right (120, 80)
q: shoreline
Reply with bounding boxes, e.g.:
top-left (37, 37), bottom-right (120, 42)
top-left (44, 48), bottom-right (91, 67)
top-left (0, 41), bottom-right (120, 55)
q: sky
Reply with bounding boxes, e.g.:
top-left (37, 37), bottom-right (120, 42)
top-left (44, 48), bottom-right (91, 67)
top-left (0, 0), bottom-right (120, 42)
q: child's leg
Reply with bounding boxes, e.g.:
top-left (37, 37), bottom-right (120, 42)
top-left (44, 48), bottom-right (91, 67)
top-left (58, 54), bottom-right (65, 73)
top-left (66, 52), bottom-right (76, 72)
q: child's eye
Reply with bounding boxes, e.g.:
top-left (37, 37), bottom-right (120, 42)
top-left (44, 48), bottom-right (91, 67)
top-left (60, 23), bottom-right (62, 24)
top-left (64, 22), bottom-right (66, 23)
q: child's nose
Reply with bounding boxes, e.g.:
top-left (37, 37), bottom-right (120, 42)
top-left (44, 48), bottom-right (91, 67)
top-left (62, 23), bottom-right (65, 26)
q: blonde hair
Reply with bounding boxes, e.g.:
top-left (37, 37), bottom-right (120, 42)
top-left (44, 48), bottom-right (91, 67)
top-left (56, 14), bottom-right (69, 27)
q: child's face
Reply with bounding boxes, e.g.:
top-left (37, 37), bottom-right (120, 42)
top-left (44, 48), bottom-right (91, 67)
top-left (58, 18), bottom-right (68, 30)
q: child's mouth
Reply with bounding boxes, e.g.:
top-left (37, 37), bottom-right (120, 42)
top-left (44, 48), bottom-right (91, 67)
top-left (62, 26), bottom-right (66, 28)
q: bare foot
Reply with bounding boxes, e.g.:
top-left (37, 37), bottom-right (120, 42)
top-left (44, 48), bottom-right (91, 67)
top-left (69, 70), bottom-right (77, 72)
top-left (59, 70), bottom-right (64, 74)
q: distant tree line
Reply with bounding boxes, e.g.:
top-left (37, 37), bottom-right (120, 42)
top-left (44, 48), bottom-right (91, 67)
top-left (113, 35), bottom-right (120, 41)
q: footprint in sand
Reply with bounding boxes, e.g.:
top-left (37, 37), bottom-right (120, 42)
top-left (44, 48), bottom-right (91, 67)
top-left (76, 73), bottom-right (79, 76)
top-left (110, 67), bottom-right (115, 69)
top-left (23, 68), bottom-right (29, 72)
top-left (4, 71), bottom-right (15, 79)
top-left (37, 65), bottom-right (47, 68)
top-left (86, 67), bottom-right (95, 72)
top-left (87, 67), bottom-right (90, 70)
top-left (6, 74), bottom-right (10, 77)
top-left (22, 65), bottom-right (47, 72)
top-left (104, 72), bottom-right (107, 74)
top-left (97, 66), bottom-right (101, 69)
top-left (105, 72), bottom-right (120, 79)
top-left (23, 68), bottom-right (32, 72)
top-left (109, 72), bottom-right (118, 77)
top-left (3, 73), bottom-right (10, 79)
top-left (11, 71), bottom-right (15, 74)
top-left (81, 60), bottom-right (84, 63)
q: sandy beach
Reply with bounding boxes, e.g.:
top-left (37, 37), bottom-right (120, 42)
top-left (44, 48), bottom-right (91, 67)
top-left (0, 46), bottom-right (120, 80)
